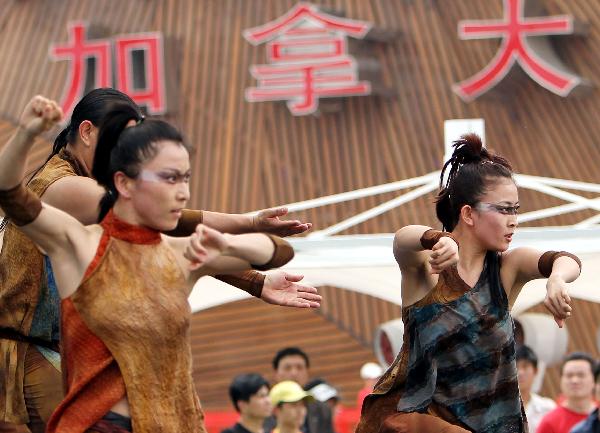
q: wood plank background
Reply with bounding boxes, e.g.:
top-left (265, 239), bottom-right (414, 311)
top-left (1, 0), bottom-right (600, 410)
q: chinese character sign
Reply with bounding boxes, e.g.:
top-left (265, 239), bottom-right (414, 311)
top-left (50, 22), bottom-right (167, 116)
top-left (244, 3), bottom-right (373, 115)
top-left (454, 0), bottom-right (583, 101)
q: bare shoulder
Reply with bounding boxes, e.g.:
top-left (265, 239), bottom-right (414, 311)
top-left (43, 175), bottom-right (102, 199)
top-left (500, 247), bottom-right (541, 274)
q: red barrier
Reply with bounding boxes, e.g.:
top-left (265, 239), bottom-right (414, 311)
top-left (204, 406), bottom-right (361, 433)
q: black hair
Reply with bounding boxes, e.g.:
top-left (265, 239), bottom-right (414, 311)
top-left (92, 102), bottom-right (186, 221)
top-left (435, 133), bottom-right (514, 231)
top-left (304, 377), bottom-right (326, 391)
top-left (515, 345), bottom-right (538, 369)
top-left (229, 373), bottom-right (270, 412)
top-left (0, 89), bottom-right (140, 234)
top-left (594, 363), bottom-right (600, 383)
top-left (52, 88), bottom-right (139, 158)
top-left (560, 351), bottom-right (597, 376)
top-left (272, 347), bottom-right (310, 370)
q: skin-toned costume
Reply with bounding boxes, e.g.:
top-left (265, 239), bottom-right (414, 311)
top-left (43, 210), bottom-right (292, 433)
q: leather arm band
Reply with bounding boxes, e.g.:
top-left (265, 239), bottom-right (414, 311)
top-left (253, 234), bottom-right (295, 271)
top-left (538, 251), bottom-right (582, 278)
top-left (0, 183), bottom-right (42, 226)
top-left (419, 229), bottom-right (459, 250)
top-left (165, 209), bottom-right (204, 237)
top-left (215, 270), bottom-right (265, 298)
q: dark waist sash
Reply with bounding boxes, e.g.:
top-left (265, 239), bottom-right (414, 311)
top-left (0, 327), bottom-right (59, 352)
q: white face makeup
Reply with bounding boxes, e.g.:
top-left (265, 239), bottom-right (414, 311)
top-left (138, 168), bottom-right (192, 185)
top-left (471, 179), bottom-right (519, 252)
top-left (475, 202), bottom-right (520, 216)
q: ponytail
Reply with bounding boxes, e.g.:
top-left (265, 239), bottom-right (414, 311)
top-left (93, 103), bottom-right (183, 222)
top-left (94, 103), bottom-right (143, 222)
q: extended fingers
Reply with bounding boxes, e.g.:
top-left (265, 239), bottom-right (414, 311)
top-left (260, 207), bottom-right (288, 219)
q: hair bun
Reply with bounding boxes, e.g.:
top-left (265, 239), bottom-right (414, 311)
top-left (451, 133), bottom-right (489, 164)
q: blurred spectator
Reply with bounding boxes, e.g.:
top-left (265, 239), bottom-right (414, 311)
top-left (537, 352), bottom-right (597, 433)
top-left (269, 381), bottom-right (314, 433)
top-left (356, 362), bottom-right (383, 408)
top-left (569, 363), bottom-right (600, 433)
top-left (305, 379), bottom-right (340, 413)
top-left (222, 373), bottom-right (272, 433)
top-left (517, 345), bottom-right (556, 433)
top-left (264, 348), bottom-right (334, 433)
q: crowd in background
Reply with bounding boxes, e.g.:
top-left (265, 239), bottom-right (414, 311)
top-left (224, 345), bottom-right (600, 433)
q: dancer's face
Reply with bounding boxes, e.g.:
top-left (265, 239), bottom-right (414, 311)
top-left (126, 140), bottom-right (191, 231)
top-left (470, 178), bottom-right (518, 252)
top-left (560, 359), bottom-right (595, 400)
top-left (240, 385), bottom-right (273, 420)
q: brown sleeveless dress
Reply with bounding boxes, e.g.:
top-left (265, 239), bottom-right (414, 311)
top-left (47, 210), bottom-right (206, 433)
top-left (0, 150), bottom-right (85, 424)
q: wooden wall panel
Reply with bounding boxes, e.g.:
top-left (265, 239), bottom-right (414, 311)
top-left (2, 0), bottom-right (600, 413)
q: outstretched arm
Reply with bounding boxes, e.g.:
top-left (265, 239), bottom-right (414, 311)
top-left (215, 270), bottom-right (321, 308)
top-left (169, 224), bottom-right (294, 280)
top-left (202, 207), bottom-right (312, 237)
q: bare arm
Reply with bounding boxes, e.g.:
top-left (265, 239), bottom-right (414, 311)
top-left (0, 96), bottom-right (95, 298)
top-left (393, 225), bottom-right (459, 307)
top-left (43, 176), bottom-right (105, 225)
top-left (167, 225), bottom-right (293, 282)
top-left (203, 207), bottom-right (311, 237)
top-left (393, 225), bottom-right (434, 271)
top-left (503, 247), bottom-right (581, 327)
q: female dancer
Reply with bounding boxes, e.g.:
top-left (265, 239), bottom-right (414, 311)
top-left (357, 134), bottom-right (581, 433)
top-left (0, 96), bottom-right (312, 433)
top-left (0, 89), bottom-right (317, 433)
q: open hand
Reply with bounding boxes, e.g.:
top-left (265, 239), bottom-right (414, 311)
top-left (253, 207), bottom-right (312, 237)
top-left (19, 95), bottom-right (62, 137)
top-left (544, 275), bottom-right (572, 328)
top-left (184, 224), bottom-right (228, 270)
top-left (261, 270), bottom-right (321, 308)
top-left (429, 236), bottom-right (459, 274)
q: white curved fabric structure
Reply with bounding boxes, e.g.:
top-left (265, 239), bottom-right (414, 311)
top-left (189, 137), bottom-right (600, 314)
top-left (189, 225), bottom-right (600, 314)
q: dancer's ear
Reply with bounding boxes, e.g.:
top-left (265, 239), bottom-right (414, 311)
top-left (460, 204), bottom-right (475, 227)
top-left (114, 171), bottom-right (134, 200)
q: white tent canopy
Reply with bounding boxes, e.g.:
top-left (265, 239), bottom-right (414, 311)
top-left (189, 226), bottom-right (600, 314)
top-left (189, 120), bottom-right (600, 314)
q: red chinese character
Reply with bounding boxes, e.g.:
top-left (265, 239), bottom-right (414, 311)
top-left (50, 23), bottom-right (167, 116)
top-left (244, 3), bottom-right (372, 115)
top-left (247, 59), bottom-right (370, 116)
top-left (115, 33), bottom-right (166, 115)
top-left (49, 22), bottom-right (111, 115)
top-left (454, 0), bottom-right (582, 101)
